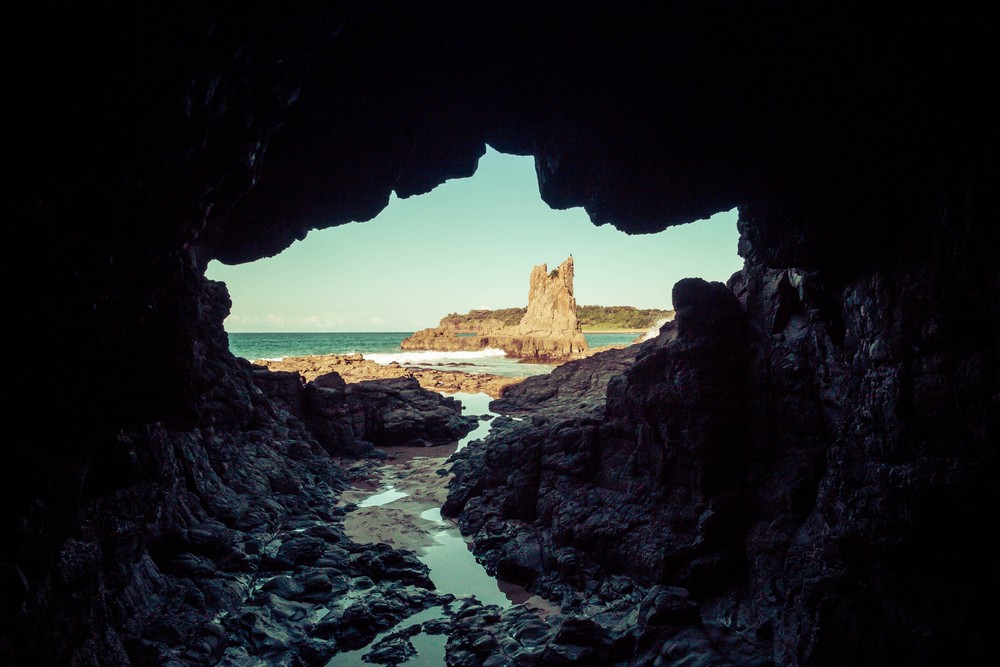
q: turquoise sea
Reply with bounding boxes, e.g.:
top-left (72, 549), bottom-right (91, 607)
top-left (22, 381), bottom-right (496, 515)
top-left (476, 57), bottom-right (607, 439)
top-left (226, 331), bottom-right (641, 378)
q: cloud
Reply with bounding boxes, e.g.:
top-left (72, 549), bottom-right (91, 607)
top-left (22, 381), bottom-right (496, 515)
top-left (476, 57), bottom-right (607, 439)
top-left (369, 316), bottom-right (383, 324)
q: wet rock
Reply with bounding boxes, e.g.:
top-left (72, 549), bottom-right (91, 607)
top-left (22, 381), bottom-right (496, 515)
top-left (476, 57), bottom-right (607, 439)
top-left (294, 569), bottom-right (338, 601)
top-left (471, 632), bottom-right (499, 652)
top-left (444, 601), bottom-right (640, 667)
top-left (352, 576), bottom-right (376, 591)
top-left (305, 375), bottom-right (478, 451)
top-left (162, 553), bottom-right (217, 578)
top-left (364, 629), bottom-right (418, 664)
top-left (267, 594), bottom-right (309, 623)
top-left (542, 642), bottom-right (594, 664)
top-left (341, 600), bottom-right (382, 637)
top-left (225, 610), bottom-right (292, 656)
top-left (275, 536), bottom-right (328, 567)
top-left (423, 618), bottom-right (449, 635)
top-left (552, 616), bottom-right (605, 648)
top-left (490, 338), bottom-right (652, 417)
top-left (349, 544), bottom-right (435, 589)
top-left (638, 586), bottom-right (699, 628)
top-left (260, 575), bottom-right (304, 600)
top-left (298, 638), bottom-right (340, 664)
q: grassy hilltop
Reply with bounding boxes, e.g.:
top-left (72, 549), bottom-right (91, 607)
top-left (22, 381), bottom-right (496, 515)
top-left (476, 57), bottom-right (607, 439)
top-left (442, 305), bottom-right (675, 331)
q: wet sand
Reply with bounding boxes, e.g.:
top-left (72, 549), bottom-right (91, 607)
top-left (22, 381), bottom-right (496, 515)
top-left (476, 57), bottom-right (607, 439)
top-left (338, 404), bottom-right (561, 617)
top-left (339, 444), bottom-right (455, 550)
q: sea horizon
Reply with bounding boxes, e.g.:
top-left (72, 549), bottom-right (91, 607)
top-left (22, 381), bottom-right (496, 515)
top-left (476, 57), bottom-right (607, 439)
top-left (224, 330), bottom-right (643, 378)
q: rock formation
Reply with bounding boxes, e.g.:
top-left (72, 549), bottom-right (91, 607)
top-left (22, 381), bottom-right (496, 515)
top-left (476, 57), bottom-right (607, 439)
top-left (520, 256), bottom-right (579, 333)
top-left (254, 367), bottom-right (478, 454)
top-left (252, 353), bottom-right (523, 398)
top-left (401, 256), bottom-right (589, 361)
top-left (6, 4), bottom-right (996, 666)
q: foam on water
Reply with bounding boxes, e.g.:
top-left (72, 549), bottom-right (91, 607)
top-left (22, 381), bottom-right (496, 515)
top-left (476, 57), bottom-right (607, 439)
top-left (363, 348), bottom-right (507, 366)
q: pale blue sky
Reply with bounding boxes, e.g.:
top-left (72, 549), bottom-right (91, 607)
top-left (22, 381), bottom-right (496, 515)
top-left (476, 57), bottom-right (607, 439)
top-left (207, 148), bottom-right (743, 332)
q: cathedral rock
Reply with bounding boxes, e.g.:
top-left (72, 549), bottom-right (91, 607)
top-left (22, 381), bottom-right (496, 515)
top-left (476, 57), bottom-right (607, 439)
top-left (401, 255), bottom-right (589, 362)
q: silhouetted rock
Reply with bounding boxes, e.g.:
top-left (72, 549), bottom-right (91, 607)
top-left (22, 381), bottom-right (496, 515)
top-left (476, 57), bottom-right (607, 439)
top-left (488, 335), bottom-right (658, 417)
top-left (252, 368), bottom-right (478, 455)
top-left (448, 277), bottom-right (750, 597)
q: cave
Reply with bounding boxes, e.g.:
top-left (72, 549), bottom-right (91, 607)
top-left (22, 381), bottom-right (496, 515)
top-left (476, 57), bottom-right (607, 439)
top-left (6, 3), bottom-right (997, 666)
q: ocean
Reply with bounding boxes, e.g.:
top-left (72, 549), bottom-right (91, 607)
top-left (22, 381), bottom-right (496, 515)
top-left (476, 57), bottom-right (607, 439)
top-left (225, 331), bottom-right (640, 378)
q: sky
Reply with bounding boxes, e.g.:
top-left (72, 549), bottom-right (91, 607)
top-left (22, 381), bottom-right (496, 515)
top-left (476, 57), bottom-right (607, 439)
top-left (206, 147), bottom-right (743, 332)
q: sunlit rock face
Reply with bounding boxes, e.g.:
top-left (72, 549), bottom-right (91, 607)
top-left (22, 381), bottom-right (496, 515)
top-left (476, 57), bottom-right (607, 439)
top-left (401, 255), bottom-right (588, 361)
top-left (7, 3), bottom-right (997, 665)
top-left (519, 256), bottom-right (580, 334)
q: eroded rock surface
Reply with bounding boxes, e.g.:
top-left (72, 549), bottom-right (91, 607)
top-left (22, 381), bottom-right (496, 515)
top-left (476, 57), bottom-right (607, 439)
top-left (488, 330), bottom-right (666, 418)
top-left (448, 278), bottom-right (750, 595)
top-left (448, 214), bottom-right (998, 665)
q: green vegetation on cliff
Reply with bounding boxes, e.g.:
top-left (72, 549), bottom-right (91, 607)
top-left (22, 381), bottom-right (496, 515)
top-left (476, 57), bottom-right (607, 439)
top-left (577, 305), bottom-right (674, 330)
top-left (443, 308), bottom-right (526, 328)
top-left (442, 305), bottom-right (673, 331)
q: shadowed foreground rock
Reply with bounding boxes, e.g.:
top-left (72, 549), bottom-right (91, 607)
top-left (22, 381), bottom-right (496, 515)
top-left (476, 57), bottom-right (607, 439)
top-left (448, 238), bottom-right (997, 664)
top-left (448, 278), bottom-right (750, 592)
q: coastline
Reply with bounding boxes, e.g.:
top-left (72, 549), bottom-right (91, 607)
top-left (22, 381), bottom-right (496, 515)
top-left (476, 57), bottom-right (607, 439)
top-left (253, 353), bottom-right (525, 398)
top-left (581, 328), bottom-right (645, 334)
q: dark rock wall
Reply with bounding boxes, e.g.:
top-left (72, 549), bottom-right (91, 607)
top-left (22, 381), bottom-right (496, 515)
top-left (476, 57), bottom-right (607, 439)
top-left (741, 175), bottom-right (999, 664)
top-left (6, 2), bottom-right (996, 665)
top-left (447, 176), bottom-right (998, 664)
top-left (4, 274), bottom-right (354, 663)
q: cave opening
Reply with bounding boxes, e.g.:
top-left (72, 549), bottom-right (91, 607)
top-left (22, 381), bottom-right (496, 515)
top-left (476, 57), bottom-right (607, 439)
top-left (197, 145), bottom-right (747, 663)
top-left (206, 146), bottom-right (743, 361)
top-left (7, 3), bottom-right (995, 664)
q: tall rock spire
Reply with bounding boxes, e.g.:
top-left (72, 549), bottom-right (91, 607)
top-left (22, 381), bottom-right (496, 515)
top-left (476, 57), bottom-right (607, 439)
top-left (400, 255), bottom-right (588, 361)
top-left (519, 256), bottom-right (580, 334)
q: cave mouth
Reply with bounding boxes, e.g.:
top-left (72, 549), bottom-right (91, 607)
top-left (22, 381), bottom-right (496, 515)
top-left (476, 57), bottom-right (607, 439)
top-left (206, 147), bottom-right (743, 359)
top-left (5, 3), bottom-right (995, 664)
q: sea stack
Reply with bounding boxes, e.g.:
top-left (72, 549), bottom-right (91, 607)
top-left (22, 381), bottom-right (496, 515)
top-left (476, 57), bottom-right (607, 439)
top-left (507, 256), bottom-right (588, 359)
top-left (521, 256), bottom-right (578, 333)
top-left (401, 256), bottom-right (588, 362)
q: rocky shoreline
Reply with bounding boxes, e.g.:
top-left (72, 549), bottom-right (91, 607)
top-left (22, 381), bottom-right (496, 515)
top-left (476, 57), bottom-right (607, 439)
top-left (252, 353), bottom-right (524, 399)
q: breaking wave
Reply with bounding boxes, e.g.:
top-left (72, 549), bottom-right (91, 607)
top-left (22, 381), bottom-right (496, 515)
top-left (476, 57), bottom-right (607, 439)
top-left (363, 348), bottom-right (508, 366)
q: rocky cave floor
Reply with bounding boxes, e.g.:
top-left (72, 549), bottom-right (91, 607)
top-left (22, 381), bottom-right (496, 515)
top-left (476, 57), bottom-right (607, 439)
top-left (128, 338), bottom-right (678, 667)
